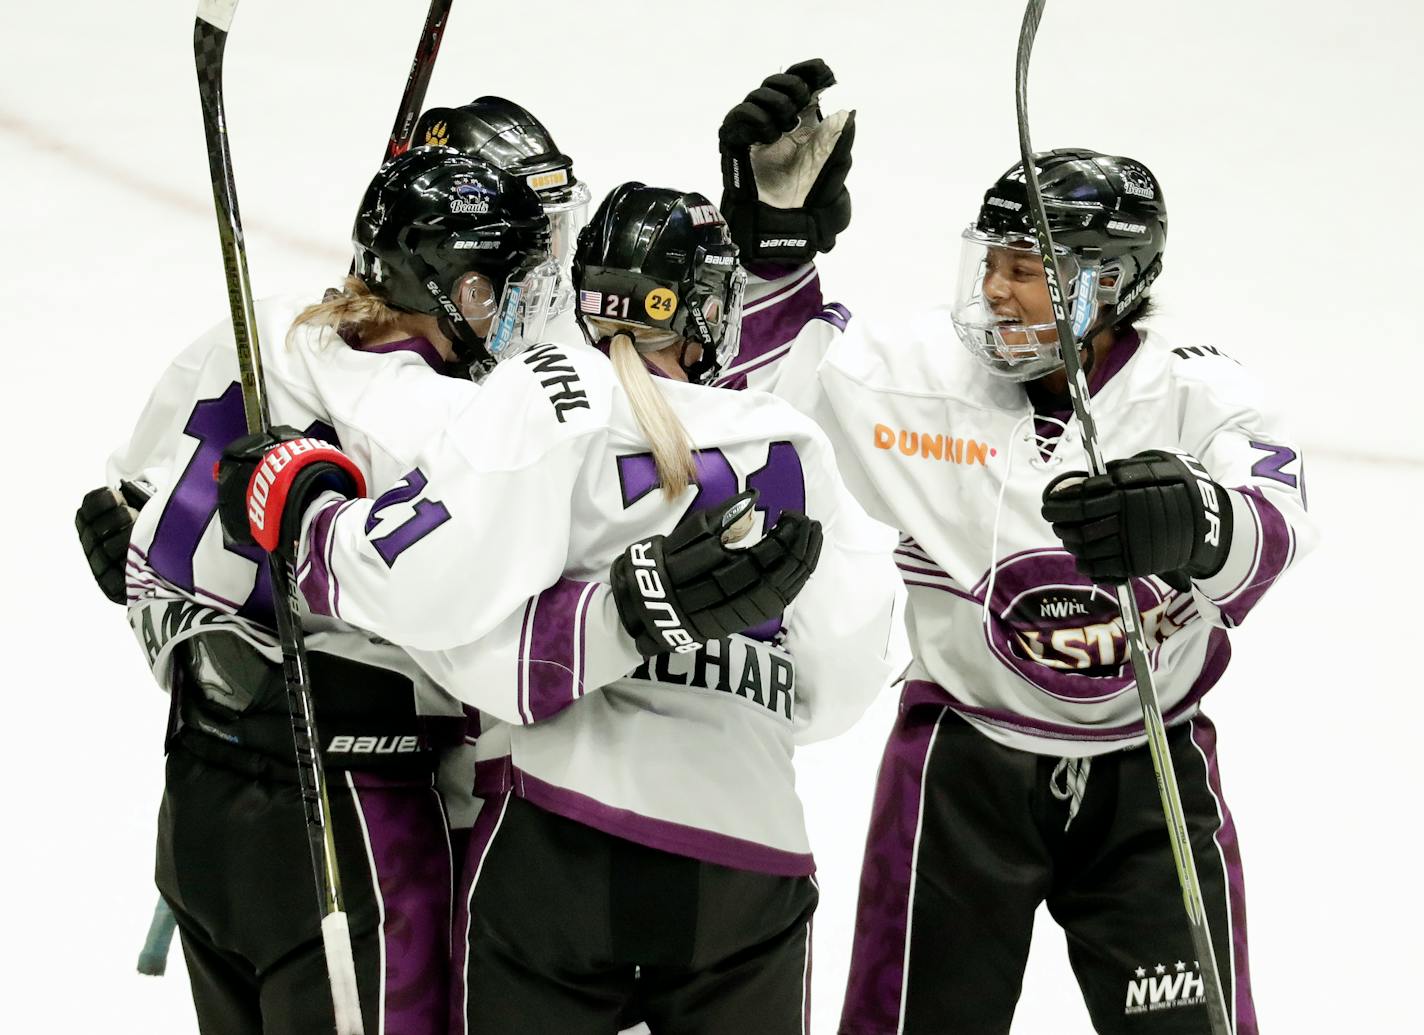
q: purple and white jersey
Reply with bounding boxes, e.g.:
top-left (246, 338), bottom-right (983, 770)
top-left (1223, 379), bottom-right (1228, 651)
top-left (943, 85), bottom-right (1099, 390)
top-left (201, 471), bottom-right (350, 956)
top-left (118, 294), bottom-right (477, 739)
top-left (725, 267), bottom-right (1319, 756)
top-left (293, 341), bottom-right (904, 874)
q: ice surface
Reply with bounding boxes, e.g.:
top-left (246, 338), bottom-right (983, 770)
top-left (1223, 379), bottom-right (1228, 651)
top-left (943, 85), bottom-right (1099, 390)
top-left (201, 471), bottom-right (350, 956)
top-left (3, 1), bottom-right (1419, 1031)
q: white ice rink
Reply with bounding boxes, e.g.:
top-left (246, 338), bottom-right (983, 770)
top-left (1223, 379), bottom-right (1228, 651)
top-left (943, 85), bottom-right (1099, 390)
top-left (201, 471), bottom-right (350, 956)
top-left (3, 0), bottom-right (1421, 1030)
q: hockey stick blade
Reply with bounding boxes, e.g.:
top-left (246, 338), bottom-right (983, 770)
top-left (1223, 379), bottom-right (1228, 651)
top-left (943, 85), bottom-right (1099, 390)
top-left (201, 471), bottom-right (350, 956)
top-left (1014, 3), bottom-right (1233, 1032)
top-left (135, 897), bottom-right (177, 976)
top-left (192, 3), bottom-right (363, 1031)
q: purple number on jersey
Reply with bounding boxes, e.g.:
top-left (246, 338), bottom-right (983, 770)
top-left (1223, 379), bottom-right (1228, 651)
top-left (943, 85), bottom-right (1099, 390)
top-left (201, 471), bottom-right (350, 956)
top-left (615, 441), bottom-right (806, 641)
top-left (147, 382), bottom-right (338, 624)
top-left (363, 469), bottom-right (451, 566)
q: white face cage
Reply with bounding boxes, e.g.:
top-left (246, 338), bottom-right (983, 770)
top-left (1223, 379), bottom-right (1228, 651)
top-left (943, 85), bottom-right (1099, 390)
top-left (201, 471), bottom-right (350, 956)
top-left (949, 226), bottom-right (1109, 382)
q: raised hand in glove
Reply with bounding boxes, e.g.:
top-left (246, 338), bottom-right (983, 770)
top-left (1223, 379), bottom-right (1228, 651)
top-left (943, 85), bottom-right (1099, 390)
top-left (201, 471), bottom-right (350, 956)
top-left (76, 481), bottom-right (150, 604)
top-left (215, 427), bottom-right (365, 553)
top-left (719, 58), bottom-right (855, 265)
top-left (1042, 450), bottom-right (1233, 586)
top-left (611, 491), bottom-right (823, 656)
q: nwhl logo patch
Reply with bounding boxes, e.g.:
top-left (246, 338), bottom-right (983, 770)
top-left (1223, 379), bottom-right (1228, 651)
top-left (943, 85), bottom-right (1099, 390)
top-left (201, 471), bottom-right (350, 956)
top-left (1124, 962), bottom-right (1207, 1015)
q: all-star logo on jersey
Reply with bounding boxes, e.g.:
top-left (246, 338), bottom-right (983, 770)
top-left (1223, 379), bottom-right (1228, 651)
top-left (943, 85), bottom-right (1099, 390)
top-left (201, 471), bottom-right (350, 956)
top-left (980, 550), bottom-right (1200, 702)
top-left (1123, 961), bottom-right (1206, 1015)
top-left (873, 424), bottom-right (998, 466)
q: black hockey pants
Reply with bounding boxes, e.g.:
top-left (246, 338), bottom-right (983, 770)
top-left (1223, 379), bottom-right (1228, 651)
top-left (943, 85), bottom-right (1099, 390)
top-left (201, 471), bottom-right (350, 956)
top-left (839, 706), bottom-right (1256, 1035)
top-left (451, 793), bottom-right (819, 1034)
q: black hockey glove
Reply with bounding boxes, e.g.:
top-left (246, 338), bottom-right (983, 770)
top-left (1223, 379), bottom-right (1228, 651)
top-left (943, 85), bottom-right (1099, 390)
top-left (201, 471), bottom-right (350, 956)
top-left (610, 492), bottom-right (824, 656)
top-left (719, 58), bottom-right (856, 265)
top-left (216, 427), bottom-right (365, 553)
top-left (75, 481), bottom-right (150, 604)
top-left (1041, 449), bottom-right (1233, 586)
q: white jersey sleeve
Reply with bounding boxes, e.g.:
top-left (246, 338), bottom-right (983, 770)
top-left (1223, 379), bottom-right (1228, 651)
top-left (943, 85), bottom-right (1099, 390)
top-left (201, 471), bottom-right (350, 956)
top-left (404, 579), bottom-right (641, 726)
top-left (1170, 347), bottom-right (1319, 628)
top-left (295, 342), bottom-right (611, 652)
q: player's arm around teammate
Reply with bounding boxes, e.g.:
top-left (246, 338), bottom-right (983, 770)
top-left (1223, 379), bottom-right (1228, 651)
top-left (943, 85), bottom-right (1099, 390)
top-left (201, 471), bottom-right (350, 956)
top-left (91, 109), bottom-right (591, 1035)
top-left (222, 178), bottom-right (902, 1034)
top-left (710, 62), bottom-right (1318, 1035)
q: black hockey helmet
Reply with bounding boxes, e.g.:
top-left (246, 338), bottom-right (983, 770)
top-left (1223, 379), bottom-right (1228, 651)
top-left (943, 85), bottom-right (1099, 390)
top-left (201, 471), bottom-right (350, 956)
top-left (414, 97), bottom-right (591, 310)
top-left (572, 183), bottom-right (745, 385)
top-left (951, 148), bottom-right (1167, 380)
top-left (352, 146), bottom-right (559, 371)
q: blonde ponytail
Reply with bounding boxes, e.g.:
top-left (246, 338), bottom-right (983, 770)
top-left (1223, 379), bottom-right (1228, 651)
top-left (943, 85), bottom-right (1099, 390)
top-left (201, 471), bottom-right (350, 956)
top-left (287, 275), bottom-right (403, 346)
top-left (609, 333), bottom-right (698, 500)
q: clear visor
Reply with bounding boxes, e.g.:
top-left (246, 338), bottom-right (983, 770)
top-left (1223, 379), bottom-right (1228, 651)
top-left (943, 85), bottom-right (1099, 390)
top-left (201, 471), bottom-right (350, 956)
top-left (453, 251), bottom-right (561, 365)
top-left (949, 227), bottom-right (1100, 382)
top-left (542, 180), bottom-right (592, 314)
top-left (705, 266), bottom-right (747, 381)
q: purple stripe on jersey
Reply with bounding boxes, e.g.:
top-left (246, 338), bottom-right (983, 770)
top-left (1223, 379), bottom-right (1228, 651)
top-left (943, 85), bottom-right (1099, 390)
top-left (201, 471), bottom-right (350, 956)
top-left (899, 577), bottom-right (983, 606)
top-left (452, 791), bottom-right (512, 1035)
top-left (513, 767), bottom-right (816, 877)
top-left (523, 579), bottom-right (598, 721)
top-left (839, 705), bottom-right (949, 1035)
top-left (296, 501), bottom-right (337, 615)
top-left (1188, 717), bottom-right (1258, 1035)
top-left (903, 629), bottom-right (1231, 743)
top-left (514, 600), bottom-right (536, 725)
top-left (354, 335), bottom-right (446, 373)
top-left (735, 272), bottom-right (823, 368)
top-left (814, 302), bottom-right (852, 332)
top-left (1214, 488), bottom-right (1294, 629)
top-left (348, 772), bottom-right (454, 1035)
top-left (713, 342), bottom-right (794, 391)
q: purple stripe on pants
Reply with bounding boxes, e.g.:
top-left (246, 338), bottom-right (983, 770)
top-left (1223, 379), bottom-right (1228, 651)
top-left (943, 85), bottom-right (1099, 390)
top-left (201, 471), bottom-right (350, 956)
top-left (348, 772), bottom-right (454, 1035)
top-left (451, 792), bottom-right (512, 1035)
top-left (838, 703), bottom-right (948, 1035)
top-left (1189, 717), bottom-right (1258, 1035)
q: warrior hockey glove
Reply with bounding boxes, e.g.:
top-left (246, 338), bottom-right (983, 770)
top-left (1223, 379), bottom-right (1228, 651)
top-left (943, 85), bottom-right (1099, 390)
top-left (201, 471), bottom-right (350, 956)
top-left (215, 427), bottom-right (366, 553)
top-left (610, 491), bottom-right (824, 656)
top-left (75, 481), bottom-right (149, 604)
top-left (1041, 449), bottom-right (1233, 585)
top-left (719, 58), bottom-right (855, 264)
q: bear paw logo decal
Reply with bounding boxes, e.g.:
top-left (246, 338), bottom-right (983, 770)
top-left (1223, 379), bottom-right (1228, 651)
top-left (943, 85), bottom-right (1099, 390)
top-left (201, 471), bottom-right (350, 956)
top-left (424, 121), bottom-right (449, 147)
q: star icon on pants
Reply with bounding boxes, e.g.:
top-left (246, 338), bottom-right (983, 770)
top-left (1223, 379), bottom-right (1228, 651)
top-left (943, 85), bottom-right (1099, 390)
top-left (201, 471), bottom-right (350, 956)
top-left (1176, 961), bottom-right (1187, 972)
top-left (1135, 967), bottom-right (1146, 978)
top-left (1154, 964), bottom-right (1167, 975)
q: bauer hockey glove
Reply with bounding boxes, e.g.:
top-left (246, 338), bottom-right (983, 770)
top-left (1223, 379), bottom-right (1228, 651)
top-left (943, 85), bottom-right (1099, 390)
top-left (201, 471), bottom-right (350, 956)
top-left (1041, 449), bottom-right (1233, 586)
top-left (719, 58), bottom-right (855, 264)
top-left (75, 481), bottom-right (149, 604)
top-left (610, 491), bottom-right (823, 656)
top-left (215, 427), bottom-right (366, 553)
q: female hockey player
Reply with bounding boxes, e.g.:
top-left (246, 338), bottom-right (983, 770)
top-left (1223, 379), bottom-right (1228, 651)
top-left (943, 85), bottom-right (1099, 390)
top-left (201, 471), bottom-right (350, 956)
top-left (217, 178), bottom-right (904, 1034)
top-left (711, 63), bottom-right (1318, 1035)
top-left (85, 120), bottom-right (660, 1033)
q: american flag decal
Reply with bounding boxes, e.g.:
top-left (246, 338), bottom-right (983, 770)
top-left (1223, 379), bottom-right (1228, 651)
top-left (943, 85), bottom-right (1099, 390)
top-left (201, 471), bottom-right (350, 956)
top-left (578, 290), bottom-right (602, 314)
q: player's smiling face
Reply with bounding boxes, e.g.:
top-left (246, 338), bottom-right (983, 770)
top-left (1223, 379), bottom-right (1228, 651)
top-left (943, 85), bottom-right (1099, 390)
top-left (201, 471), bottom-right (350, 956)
top-left (982, 243), bottom-right (1057, 346)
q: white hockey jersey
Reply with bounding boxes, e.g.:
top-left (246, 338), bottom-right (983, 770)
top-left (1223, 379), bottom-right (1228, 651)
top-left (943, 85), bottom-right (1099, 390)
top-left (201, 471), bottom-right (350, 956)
top-left (719, 264), bottom-right (1319, 756)
top-left (293, 341), bottom-right (904, 875)
top-left (118, 295), bottom-right (479, 740)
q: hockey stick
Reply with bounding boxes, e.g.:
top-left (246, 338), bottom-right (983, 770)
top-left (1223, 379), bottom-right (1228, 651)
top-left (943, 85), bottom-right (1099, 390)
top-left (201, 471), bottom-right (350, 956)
top-left (136, 898), bottom-right (177, 976)
top-left (193, 3), bottom-right (364, 1032)
top-left (1014, 3), bottom-right (1232, 1032)
top-left (383, 0), bottom-right (454, 161)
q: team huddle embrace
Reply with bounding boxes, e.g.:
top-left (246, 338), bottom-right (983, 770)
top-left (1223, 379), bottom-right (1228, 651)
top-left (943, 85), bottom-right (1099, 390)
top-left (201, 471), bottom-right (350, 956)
top-left (78, 36), bottom-right (1314, 1035)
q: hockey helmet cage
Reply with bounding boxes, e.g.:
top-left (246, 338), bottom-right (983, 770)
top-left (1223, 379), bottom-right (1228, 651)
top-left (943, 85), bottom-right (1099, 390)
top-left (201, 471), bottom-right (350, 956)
top-left (952, 148), bottom-right (1167, 380)
top-left (572, 182), bottom-right (745, 385)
